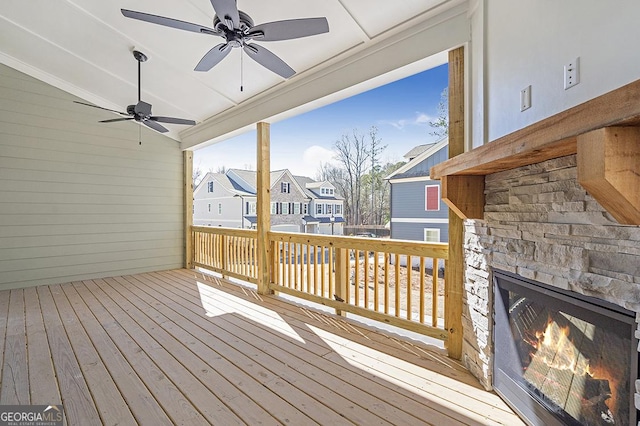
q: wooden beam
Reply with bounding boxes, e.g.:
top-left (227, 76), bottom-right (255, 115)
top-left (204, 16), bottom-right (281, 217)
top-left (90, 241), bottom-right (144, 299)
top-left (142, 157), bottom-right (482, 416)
top-left (184, 151), bottom-right (194, 269)
top-left (431, 77), bottom-right (640, 179)
top-left (256, 122), bottom-right (272, 295)
top-left (446, 46), bottom-right (464, 360)
top-left (577, 127), bottom-right (640, 225)
top-left (441, 175), bottom-right (485, 220)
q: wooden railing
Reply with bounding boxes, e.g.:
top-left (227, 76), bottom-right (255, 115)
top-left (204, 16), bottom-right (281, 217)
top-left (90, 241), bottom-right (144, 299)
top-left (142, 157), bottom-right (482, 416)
top-left (191, 227), bottom-right (449, 340)
top-left (192, 226), bottom-right (258, 284)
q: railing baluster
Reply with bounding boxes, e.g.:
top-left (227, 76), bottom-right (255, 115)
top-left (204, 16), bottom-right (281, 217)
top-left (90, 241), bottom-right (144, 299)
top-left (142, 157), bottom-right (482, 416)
top-left (364, 251), bottom-right (369, 309)
top-left (373, 251), bottom-right (379, 312)
top-left (314, 246), bottom-right (320, 296)
top-left (321, 245), bottom-right (326, 297)
top-left (394, 254), bottom-right (400, 317)
top-left (406, 255), bottom-right (412, 321)
top-left (345, 249), bottom-right (351, 304)
top-left (432, 258), bottom-right (439, 327)
top-left (329, 246), bottom-right (335, 300)
top-left (306, 243), bottom-right (311, 294)
top-left (354, 250), bottom-right (360, 307)
top-left (420, 257), bottom-right (425, 324)
top-left (293, 243), bottom-right (299, 290)
top-left (384, 253), bottom-right (389, 314)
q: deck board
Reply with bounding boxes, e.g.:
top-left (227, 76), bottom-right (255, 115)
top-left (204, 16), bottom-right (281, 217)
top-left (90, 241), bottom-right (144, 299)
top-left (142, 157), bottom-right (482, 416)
top-left (0, 269), bottom-right (525, 425)
top-left (1, 289), bottom-right (29, 405)
top-left (37, 285), bottom-right (101, 425)
top-left (23, 287), bottom-right (61, 405)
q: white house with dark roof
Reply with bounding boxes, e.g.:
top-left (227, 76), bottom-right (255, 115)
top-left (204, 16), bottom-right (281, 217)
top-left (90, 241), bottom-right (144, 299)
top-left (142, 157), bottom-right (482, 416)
top-left (386, 138), bottom-right (449, 242)
top-left (194, 169), bottom-right (344, 234)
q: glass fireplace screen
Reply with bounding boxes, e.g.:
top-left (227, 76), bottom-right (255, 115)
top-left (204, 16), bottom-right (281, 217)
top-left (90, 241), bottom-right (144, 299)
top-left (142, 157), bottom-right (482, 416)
top-left (493, 271), bottom-right (637, 426)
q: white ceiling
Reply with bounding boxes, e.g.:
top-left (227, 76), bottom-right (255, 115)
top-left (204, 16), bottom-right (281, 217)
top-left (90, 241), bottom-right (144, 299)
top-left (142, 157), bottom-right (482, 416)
top-left (0, 0), bottom-right (468, 147)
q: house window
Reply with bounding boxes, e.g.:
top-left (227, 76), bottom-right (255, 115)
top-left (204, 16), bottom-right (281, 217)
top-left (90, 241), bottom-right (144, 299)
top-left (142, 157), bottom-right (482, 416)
top-left (303, 203), bottom-right (308, 215)
top-left (334, 204), bottom-right (342, 214)
top-left (316, 204), bottom-right (322, 214)
top-left (327, 204), bottom-right (332, 214)
top-left (425, 185), bottom-right (440, 211)
top-left (281, 202), bottom-right (289, 215)
top-left (281, 182), bottom-right (290, 193)
top-left (218, 203), bottom-right (222, 215)
top-left (320, 188), bottom-right (326, 195)
top-left (249, 202), bottom-right (256, 214)
top-left (424, 228), bottom-right (441, 242)
top-left (270, 202), bottom-right (277, 214)
top-left (293, 203), bottom-right (301, 214)
top-left (207, 181), bottom-right (214, 192)
top-left (328, 188), bottom-right (334, 195)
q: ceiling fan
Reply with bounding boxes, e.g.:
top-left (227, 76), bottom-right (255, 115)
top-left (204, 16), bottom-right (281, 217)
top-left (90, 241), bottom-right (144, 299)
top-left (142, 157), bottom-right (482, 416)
top-left (121, 0), bottom-right (329, 79)
top-left (74, 50), bottom-right (196, 134)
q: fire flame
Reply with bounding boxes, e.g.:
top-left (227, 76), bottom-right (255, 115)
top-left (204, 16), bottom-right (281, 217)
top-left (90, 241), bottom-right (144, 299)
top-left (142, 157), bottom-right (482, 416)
top-left (532, 320), bottom-right (593, 377)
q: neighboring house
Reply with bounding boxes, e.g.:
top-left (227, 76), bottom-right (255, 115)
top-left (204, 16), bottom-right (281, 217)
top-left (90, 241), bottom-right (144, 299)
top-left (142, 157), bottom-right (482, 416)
top-left (193, 172), bottom-right (255, 228)
top-left (194, 169), bottom-right (344, 234)
top-left (386, 138), bottom-right (449, 243)
top-left (294, 176), bottom-right (345, 235)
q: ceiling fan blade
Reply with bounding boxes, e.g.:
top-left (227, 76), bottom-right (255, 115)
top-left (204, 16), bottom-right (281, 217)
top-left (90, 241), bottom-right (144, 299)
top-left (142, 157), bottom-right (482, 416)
top-left (248, 18), bottom-right (329, 41)
top-left (243, 44), bottom-right (295, 79)
top-left (74, 101), bottom-right (128, 116)
top-left (121, 9), bottom-right (220, 36)
top-left (143, 120), bottom-right (169, 133)
top-left (134, 101), bottom-right (153, 117)
top-left (100, 117), bottom-right (134, 123)
top-left (150, 116), bottom-right (196, 126)
top-left (209, 0), bottom-right (240, 29)
top-left (195, 43), bottom-right (232, 71)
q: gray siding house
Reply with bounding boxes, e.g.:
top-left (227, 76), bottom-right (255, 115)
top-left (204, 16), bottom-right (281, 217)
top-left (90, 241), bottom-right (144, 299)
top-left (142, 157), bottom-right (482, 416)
top-left (386, 138), bottom-right (449, 242)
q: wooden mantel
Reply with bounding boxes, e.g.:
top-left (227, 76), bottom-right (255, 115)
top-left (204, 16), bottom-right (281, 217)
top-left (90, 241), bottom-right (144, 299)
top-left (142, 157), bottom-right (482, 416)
top-left (431, 79), bottom-right (640, 225)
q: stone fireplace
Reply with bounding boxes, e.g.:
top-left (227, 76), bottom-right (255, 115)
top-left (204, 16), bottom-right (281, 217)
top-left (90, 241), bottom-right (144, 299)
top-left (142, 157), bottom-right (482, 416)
top-left (460, 154), bottom-right (640, 423)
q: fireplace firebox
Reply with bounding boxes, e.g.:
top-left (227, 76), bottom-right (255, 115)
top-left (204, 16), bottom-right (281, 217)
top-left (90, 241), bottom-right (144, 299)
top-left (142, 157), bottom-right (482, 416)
top-left (493, 271), bottom-right (639, 425)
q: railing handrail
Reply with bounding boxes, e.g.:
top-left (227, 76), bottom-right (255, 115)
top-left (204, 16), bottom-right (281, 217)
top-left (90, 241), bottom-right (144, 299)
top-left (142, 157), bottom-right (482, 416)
top-left (268, 230), bottom-right (448, 260)
top-left (192, 226), bottom-right (258, 238)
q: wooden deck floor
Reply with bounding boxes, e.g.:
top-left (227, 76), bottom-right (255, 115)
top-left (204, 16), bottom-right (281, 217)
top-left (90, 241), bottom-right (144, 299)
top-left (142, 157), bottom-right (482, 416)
top-left (0, 269), bottom-right (524, 425)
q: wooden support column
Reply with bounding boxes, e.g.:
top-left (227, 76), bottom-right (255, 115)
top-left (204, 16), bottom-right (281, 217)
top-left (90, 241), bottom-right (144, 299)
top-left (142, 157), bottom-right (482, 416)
top-left (334, 248), bottom-right (348, 316)
top-left (184, 150), bottom-right (194, 269)
top-left (445, 46), bottom-right (465, 360)
top-left (578, 126), bottom-right (640, 224)
top-left (256, 122), bottom-right (272, 295)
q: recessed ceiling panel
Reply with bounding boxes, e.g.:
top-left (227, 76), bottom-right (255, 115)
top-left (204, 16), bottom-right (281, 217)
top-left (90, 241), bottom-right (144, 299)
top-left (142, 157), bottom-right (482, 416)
top-left (339, 0), bottom-right (451, 38)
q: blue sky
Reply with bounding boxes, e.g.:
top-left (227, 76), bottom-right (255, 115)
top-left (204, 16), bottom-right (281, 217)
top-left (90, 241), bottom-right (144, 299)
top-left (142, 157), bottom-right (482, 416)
top-left (194, 63), bottom-right (448, 177)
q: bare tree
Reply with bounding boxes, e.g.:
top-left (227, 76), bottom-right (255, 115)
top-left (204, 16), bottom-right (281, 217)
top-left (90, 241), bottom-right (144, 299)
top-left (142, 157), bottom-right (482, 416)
top-left (192, 165), bottom-right (204, 188)
top-left (367, 126), bottom-right (387, 225)
top-left (333, 128), bottom-right (372, 225)
top-left (429, 87), bottom-right (449, 139)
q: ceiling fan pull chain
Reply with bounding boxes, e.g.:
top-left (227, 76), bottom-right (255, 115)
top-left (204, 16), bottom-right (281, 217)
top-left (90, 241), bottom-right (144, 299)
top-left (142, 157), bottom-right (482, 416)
top-left (139, 125), bottom-right (142, 145)
top-left (240, 48), bottom-right (244, 92)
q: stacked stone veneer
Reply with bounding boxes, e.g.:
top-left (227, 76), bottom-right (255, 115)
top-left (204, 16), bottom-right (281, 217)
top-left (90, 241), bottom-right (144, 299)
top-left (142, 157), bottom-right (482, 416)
top-left (461, 154), bottom-right (640, 400)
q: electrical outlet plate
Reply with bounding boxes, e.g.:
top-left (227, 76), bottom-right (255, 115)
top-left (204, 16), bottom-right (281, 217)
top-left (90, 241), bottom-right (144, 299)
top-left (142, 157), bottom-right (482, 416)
top-left (564, 57), bottom-right (580, 90)
top-left (520, 85), bottom-right (531, 111)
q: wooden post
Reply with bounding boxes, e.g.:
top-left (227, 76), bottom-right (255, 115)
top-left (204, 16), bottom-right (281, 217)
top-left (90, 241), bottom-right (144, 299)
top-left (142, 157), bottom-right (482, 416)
top-left (334, 248), bottom-right (348, 316)
top-left (445, 46), bottom-right (465, 360)
top-left (256, 122), bottom-right (272, 295)
top-left (184, 150), bottom-right (194, 269)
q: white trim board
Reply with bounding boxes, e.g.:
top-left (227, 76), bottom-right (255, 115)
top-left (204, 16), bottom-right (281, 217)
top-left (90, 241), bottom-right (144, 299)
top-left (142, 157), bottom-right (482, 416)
top-left (391, 218), bottom-right (448, 224)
